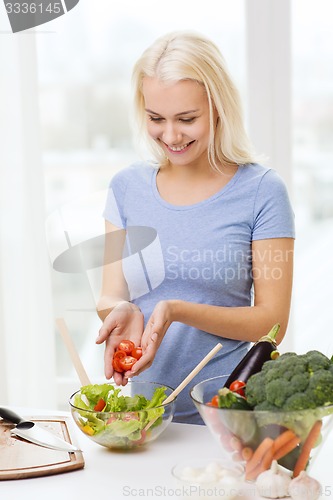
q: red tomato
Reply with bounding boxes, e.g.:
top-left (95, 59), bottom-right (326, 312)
top-left (114, 350), bottom-right (126, 360)
top-left (112, 341), bottom-right (142, 372)
top-left (93, 398), bottom-right (106, 412)
top-left (229, 380), bottom-right (246, 397)
top-left (118, 355), bottom-right (137, 372)
top-left (117, 340), bottom-right (135, 354)
top-left (112, 357), bottom-right (123, 372)
top-left (113, 350), bottom-right (126, 372)
top-left (210, 395), bottom-right (219, 407)
top-left (131, 346), bottom-right (142, 360)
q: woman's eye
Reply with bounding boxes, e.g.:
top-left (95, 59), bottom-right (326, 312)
top-left (148, 116), bottom-right (163, 122)
top-left (180, 117), bottom-right (195, 123)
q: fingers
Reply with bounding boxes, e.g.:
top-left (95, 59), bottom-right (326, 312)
top-left (113, 371), bottom-right (128, 386)
top-left (96, 315), bottom-right (117, 344)
top-left (124, 339), bottom-right (156, 378)
top-left (141, 318), bottom-right (165, 349)
top-left (104, 339), bottom-right (115, 379)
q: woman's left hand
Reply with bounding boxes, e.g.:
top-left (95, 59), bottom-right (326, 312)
top-left (124, 300), bottom-right (173, 378)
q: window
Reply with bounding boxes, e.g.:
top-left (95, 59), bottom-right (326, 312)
top-left (292, 0), bottom-right (333, 354)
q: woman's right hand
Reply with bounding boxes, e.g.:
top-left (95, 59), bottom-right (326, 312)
top-left (96, 301), bottom-right (144, 385)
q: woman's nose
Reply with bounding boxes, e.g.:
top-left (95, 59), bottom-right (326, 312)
top-left (162, 122), bottom-right (181, 144)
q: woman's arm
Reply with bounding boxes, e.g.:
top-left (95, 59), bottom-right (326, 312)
top-left (96, 221), bottom-right (144, 382)
top-left (96, 221), bottom-right (130, 320)
top-left (129, 237), bottom-right (294, 376)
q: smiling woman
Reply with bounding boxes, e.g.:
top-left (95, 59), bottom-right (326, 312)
top-left (96, 30), bottom-right (295, 424)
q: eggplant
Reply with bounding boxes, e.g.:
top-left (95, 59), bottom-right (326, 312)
top-left (224, 323), bottom-right (280, 389)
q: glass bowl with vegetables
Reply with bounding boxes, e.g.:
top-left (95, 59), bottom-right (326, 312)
top-left (190, 349), bottom-right (333, 482)
top-left (69, 380), bottom-right (176, 450)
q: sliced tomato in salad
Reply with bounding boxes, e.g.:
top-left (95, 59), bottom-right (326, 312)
top-left (93, 398), bottom-right (106, 412)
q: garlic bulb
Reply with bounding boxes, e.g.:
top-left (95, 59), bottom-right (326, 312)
top-left (256, 460), bottom-right (291, 498)
top-left (289, 471), bottom-right (321, 500)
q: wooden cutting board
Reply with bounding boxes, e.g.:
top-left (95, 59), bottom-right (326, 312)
top-left (0, 415), bottom-right (84, 480)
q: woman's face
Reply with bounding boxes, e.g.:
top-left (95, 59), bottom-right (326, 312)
top-left (142, 77), bottom-right (212, 169)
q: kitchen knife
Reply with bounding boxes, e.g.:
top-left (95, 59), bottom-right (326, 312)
top-left (0, 407), bottom-right (80, 453)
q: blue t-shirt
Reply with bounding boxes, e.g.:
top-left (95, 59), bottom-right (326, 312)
top-left (103, 161), bottom-right (295, 423)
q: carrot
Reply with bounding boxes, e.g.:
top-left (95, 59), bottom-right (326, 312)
top-left (272, 429), bottom-right (301, 461)
top-left (272, 429), bottom-right (297, 454)
top-left (245, 437), bottom-right (274, 476)
top-left (293, 420), bottom-right (323, 477)
top-left (273, 435), bottom-right (300, 461)
top-left (246, 446), bottom-right (274, 480)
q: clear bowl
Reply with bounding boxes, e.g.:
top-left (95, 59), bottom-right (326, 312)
top-left (190, 375), bottom-right (333, 480)
top-left (69, 380), bottom-right (176, 450)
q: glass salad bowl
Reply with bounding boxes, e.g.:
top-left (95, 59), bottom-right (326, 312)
top-left (190, 375), bottom-right (333, 480)
top-left (69, 380), bottom-right (176, 450)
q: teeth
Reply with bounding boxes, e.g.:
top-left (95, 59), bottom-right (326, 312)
top-left (168, 142), bottom-right (191, 152)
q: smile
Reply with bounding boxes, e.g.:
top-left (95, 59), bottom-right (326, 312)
top-left (165, 141), bottom-right (194, 153)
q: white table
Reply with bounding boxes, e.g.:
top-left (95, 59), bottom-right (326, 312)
top-left (1, 411), bottom-right (333, 500)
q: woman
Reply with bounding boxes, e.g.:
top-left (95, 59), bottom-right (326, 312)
top-left (96, 31), bottom-right (295, 424)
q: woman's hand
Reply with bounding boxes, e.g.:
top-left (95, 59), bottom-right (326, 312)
top-left (96, 301), bottom-right (144, 385)
top-left (124, 300), bottom-right (173, 378)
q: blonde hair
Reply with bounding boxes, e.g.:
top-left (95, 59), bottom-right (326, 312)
top-left (132, 30), bottom-right (257, 171)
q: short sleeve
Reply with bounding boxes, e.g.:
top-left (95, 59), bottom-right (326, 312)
top-left (102, 170), bottom-right (128, 228)
top-left (252, 169), bottom-right (295, 240)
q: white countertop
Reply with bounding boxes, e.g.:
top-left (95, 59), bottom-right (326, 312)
top-left (1, 411), bottom-right (333, 500)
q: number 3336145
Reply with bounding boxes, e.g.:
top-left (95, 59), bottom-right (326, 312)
top-left (5, 3), bottom-right (62, 14)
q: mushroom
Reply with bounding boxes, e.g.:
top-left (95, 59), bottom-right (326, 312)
top-left (255, 460), bottom-right (291, 498)
top-left (289, 471), bottom-right (321, 500)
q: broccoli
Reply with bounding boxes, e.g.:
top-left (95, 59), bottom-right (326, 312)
top-left (217, 387), bottom-right (252, 410)
top-left (246, 350), bottom-right (333, 411)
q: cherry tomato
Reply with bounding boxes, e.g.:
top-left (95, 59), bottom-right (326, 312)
top-left (113, 350), bottom-right (126, 372)
top-left (114, 350), bottom-right (126, 360)
top-left (131, 346), bottom-right (142, 360)
top-left (118, 355), bottom-right (137, 372)
top-left (93, 398), bottom-right (106, 412)
top-left (117, 340), bottom-right (135, 354)
top-left (210, 394), bottom-right (219, 407)
top-left (229, 380), bottom-right (246, 397)
top-left (112, 357), bottom-right (124, 372)
top-left (113, 340), bottom-right (142, 372)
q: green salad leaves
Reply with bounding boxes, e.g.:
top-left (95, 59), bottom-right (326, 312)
top-left (73, 383), bottom-right (168, 448)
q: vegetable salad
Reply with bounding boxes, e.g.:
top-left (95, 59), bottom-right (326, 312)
top-left (72, 383), bottom-right (168, 448)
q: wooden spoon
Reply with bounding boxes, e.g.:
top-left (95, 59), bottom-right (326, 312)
top-left (144, 342), bottom-right (223, 431)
